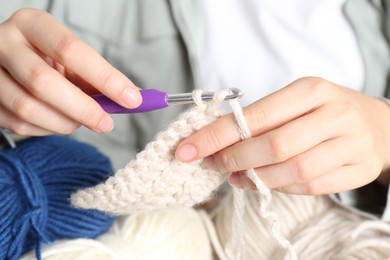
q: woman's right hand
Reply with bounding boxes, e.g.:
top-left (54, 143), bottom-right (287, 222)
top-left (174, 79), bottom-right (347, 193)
top-left (0, 8), bottom-right (142, 136)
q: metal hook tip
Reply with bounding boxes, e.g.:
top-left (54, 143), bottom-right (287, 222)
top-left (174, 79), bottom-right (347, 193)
top-left (227, 88), bottom-right (244, 100)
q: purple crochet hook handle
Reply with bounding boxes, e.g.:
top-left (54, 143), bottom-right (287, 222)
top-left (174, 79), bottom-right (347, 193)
top-left (92, 89), bottom-right (168, 113)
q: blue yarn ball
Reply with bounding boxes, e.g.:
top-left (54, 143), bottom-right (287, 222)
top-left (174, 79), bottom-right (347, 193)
top-left (0, 135), bottom-right (115, 260)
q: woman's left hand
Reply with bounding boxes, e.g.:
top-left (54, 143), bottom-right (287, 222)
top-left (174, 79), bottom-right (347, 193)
top-left (175, 77), bottom-right (390, 195)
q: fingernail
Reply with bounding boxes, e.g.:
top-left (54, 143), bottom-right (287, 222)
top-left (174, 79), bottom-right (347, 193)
top-left (228, 172), bottom-right (243, 189)
top-left (96, 115), bottom-right (114, 133)
top-left (121, 88), bottom-right (142, 108)
top-left (203, 156), bottom-right (218, 171)
top-left (229, 171), bottom-right (254, 190)
top-left (176, 143), bottom-right (197, 162)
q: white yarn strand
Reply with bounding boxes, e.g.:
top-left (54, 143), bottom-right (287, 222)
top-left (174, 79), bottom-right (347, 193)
top-left (22, 88), bottom-right (390, 259)
top-left (198, 210), bottom-right (228, 260)
top-left (228, 98), bottom-right (298, 260)
top-left (225, 187), bottom-right (246, 260)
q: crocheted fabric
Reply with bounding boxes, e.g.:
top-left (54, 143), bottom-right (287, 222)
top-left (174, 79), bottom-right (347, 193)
top-left (72, 90), bottom-right (297, 259)
top-left (71, 91), bottom-right (230, 215)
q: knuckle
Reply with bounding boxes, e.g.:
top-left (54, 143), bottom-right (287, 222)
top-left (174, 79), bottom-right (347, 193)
top-left (307, 76), bottom-right (327, 89)
top-left (96, 69), bottom-right (121, 92)
top-left (218, 151), bottom-right (240, 171)
top-left (303, 181), bottom-right (320, 195)
top-left (0, 24), bottom-right (16, 53)
top-left (244, 106), bottom-right (266, 136)
top-left (11, 95), bottom-right (36, 119)
top-left (10, 8), bottom-right (47, 25)
top-left (27, 66), bottom-right (51, 94)
top-left (58, 122), bottom-right (79, 135)
top-left (342, 105), bottom-right (361, 123)
top-left (303, 77), bottom-right (331, 97)
top-left (10, 8), bottom-right (34, 22)
top-left (79, 102), bottom-right (101, 128)
top-left (204, 128), bottom-right (225, 152)
top-left (267, 134), bottom-right (289, 162)
top-left (55, 35), bottom-right (81, 62)
top-left (334, 103), bottom-right (356, 116)
top-left (329, 103), bottom-right (363, 128)
top-left (293, 158), bottom-right (313, 183)
top-left (10, 121), bottom-right (31, 136)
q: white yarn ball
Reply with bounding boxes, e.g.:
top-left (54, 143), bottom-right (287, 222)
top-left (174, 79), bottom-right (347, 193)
top-left (21, 208), bottom-right (212, 260)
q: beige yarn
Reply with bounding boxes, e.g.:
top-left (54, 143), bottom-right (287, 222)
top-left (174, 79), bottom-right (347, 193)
top-left (225, 99), bottom-right (296, 260)
top-left (70, 89), bottom-right (390, 259)
top-left (71, 89), bottom-right (298, 258)
top-left (208, 190), bottom-right (390, 259)
top-left (71, 90), bottom-right (230, 214)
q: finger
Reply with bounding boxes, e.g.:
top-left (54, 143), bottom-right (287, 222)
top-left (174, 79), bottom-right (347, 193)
top-left (228, 136), bottom-right (364, 189)
top-left (176, 112), bottom-right (240, 162)
top-left (176, 77), bottom-right (332, 162)
top-left (277, 163), bottom-right (380, 195)
top-left (208, 104), bottom-right (347, 172)
top-left (35, 52), bottom-right (97, 95)
top-left (0, 103), bottom-right (53, 136)
top-left (1, 43), bottom-right (113, 133)
top-left (31, 49), bottom-right (97, 95)
top-left (64, 69), bottom-right (100, 95)
top-left (0, 67), bottom-right (80, 134)
top-left (13, 9), bottom-right (141, 108)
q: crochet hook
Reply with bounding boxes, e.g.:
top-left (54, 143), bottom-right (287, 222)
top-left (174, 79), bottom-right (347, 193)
top-left (92, 88), bottom-right (243, 113)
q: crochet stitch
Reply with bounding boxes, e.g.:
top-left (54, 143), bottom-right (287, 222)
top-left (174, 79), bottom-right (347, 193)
top-left (71, 90), bottom-right (230, 215)
top-left (71, 89), bottom-right (297, 259)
